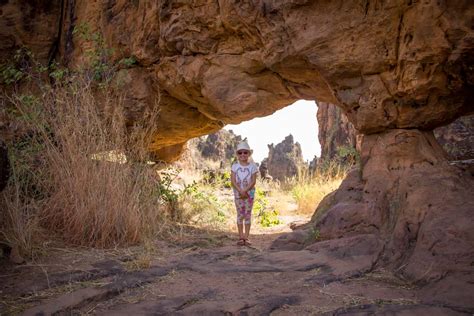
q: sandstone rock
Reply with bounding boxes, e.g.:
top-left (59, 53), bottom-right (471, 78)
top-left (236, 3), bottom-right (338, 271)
top-left (434, 114), bottom-right (474, 161)
top-left (3, 1), bottom-right (472, 160)
top-left (317, 102), bottom-right (357, 161)
top-left (266, 135), bottom-right (306, 182)
top-left (259, 158), bottom-right (272, 180)
top-left (270, 229), bottom-right (310, 251)
top-left (197, 129), bottom-right (241, 163)
top-left (174, 129), bottom-right (242, 171)
top-left (311, 130), bottom-right (474, 285)
top-left (0, 1), bottom-right (61, 64)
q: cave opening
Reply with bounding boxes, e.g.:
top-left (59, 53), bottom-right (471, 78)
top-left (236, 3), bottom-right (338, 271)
top-left (223, 100), bottom-right (320, 164)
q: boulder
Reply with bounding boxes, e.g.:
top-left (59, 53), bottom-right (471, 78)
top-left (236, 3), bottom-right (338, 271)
top-left (312, 130), bottom-right (474, 285)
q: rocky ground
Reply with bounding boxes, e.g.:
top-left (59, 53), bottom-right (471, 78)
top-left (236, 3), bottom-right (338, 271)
top-left (1, 199), bottom-right (470, 316)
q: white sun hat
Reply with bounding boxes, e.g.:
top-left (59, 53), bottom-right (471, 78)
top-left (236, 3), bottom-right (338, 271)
top-left (236, 141), bottom-right (252, 153)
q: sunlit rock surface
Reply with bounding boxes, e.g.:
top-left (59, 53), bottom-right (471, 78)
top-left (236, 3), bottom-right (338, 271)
top-left (266, 134), bottom-right (306, 181)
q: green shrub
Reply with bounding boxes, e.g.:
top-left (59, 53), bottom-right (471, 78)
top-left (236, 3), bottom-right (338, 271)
top-left (259, 209), bottom-right (282, 227)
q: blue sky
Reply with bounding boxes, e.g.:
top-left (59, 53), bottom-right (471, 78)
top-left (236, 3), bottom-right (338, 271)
top-left (224, 100), bottom-right (320, 163)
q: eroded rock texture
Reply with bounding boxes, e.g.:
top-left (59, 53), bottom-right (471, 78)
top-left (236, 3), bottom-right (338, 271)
top-left (1, 0), bottom-right (474, 308)
top-left (317, 102), bottom-right (357, 161)
top-left (197, 129), bottom-right (242, 163)
top-left (316, 130), bottom-right (474, 308)
top-left (434, 114), bottom-right (474, 161)
top-left (174, 129), bottom-right (242, 171)
top-left (3, 1), bottom-right (473, 160)
top-left (266, 134), bottom-right (305, 181)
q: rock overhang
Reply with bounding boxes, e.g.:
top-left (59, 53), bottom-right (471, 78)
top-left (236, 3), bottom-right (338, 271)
top-left (1, 0), bottom-right (473, 159)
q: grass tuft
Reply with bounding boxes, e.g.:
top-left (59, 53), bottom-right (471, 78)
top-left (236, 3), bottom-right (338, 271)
top-left (1, 75), bottom-right (170, 254)
top-left (290, 161), bottom-right (349, 215)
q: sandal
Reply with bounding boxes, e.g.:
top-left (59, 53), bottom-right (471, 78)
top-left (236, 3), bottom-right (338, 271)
top-left (237, 238), bottom-right (245, 246)
top-left (244, 239), bottom-right (252, 246)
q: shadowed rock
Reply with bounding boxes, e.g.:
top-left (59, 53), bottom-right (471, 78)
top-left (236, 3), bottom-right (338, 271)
top-left (21, 265), bottom-right (171, 316)
top-left (324, 304), bottom-right (470, 316)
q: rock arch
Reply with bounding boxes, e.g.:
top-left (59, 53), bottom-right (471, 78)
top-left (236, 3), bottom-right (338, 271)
top-left (1, 0), bottom-right (473, 306)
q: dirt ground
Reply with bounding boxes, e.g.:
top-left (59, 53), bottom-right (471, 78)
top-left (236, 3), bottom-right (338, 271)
top-left (0, 200), bottom-right (469, 315)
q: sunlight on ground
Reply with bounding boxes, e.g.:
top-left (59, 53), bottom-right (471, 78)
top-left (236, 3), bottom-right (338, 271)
top-left (172, 166), bottom-right (347, 238)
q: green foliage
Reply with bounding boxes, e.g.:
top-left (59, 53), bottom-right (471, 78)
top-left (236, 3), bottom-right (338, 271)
top-left (0, 48), bottom-right (34, 84)
top-left (72, 22), bottom-right (136, 82)
top-left (336, 145), bottom-right (360, 165)
top-left (254, 188), bottom-right (282, 227)
top-left (259, 209), bottom-right (282, 227)
top-left (1, 63), bottom-right (24, 84)
top-left (253, 187), bottom-right (268, 215)
top-left (119, 56), bottom-right (137, 67)
top-left (179, 180), bottom-right (228, 226)
top-left (1, 48), bottom-right (69, 86)
top-left (201, 169), bottom-right (231, 188)
top-left (49, 62), bottom-right (68, 81)
top-left (309, 228), bottom-right (320, 241)
top-left (221, 170), bottom-right (231, 188)
top-left (154, 169), bottom-right (180, 205)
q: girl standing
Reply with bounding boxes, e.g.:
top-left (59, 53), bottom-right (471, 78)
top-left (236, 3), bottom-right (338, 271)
top-left (231, 141), bottom-right (258, 246)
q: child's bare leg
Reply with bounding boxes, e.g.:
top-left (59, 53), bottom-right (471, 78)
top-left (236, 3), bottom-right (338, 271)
top-left (237, 223), bottom-right (244, 239)
top-left (244, 223), bottom-right (251, 239)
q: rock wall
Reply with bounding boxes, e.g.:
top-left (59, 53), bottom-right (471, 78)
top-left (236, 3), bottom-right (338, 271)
top-left (317, 102), bottom-right (357, 161)
top-left (197, 129), bottom-right (242, 163)
top-left (174, 129), bottom-right (242, 171)
top-left (1, 0), bottom-right (474, 306)
top-left (266, 135), bottom-right (305, 182)
top-left (313, 130), bottom-right (474, 303)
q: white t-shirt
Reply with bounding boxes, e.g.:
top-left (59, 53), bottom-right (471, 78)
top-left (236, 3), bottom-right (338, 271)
top-left (231, 162), bottom-right (258, 191)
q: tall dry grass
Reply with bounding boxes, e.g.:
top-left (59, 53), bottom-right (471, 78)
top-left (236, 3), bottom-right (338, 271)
top-left (1, 76), bottom-right (169, 252)
top-left (290, 161), bottom-right (349, 215)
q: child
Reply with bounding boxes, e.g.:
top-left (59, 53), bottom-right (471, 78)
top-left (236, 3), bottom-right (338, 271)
top-left (231, 141), bottom-right (258, 246)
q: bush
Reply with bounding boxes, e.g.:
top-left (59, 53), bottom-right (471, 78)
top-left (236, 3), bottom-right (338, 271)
top-left (259, 209), bottom-right (282, 227)
top-left (177, 181), bottom-right (229, 229)
top-left (1, 75), bottom-right (170, 251)
top-left (253, 188), bottom-right (282, 227)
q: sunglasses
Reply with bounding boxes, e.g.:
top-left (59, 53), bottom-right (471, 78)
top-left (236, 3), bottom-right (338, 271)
top-left (237, 151), bottom-right (250, 155)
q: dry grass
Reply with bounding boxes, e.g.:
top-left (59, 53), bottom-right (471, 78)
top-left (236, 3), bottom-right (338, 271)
top-left (1, 76), bottom-right (171, 254)
top-left (289, 161), bottom-right (349, 215)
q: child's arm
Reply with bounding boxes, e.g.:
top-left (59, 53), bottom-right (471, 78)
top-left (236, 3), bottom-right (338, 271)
top-left (231, 171), bottom-right (244, 194)
top-left (243, 173), bottom-right (257, 193)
